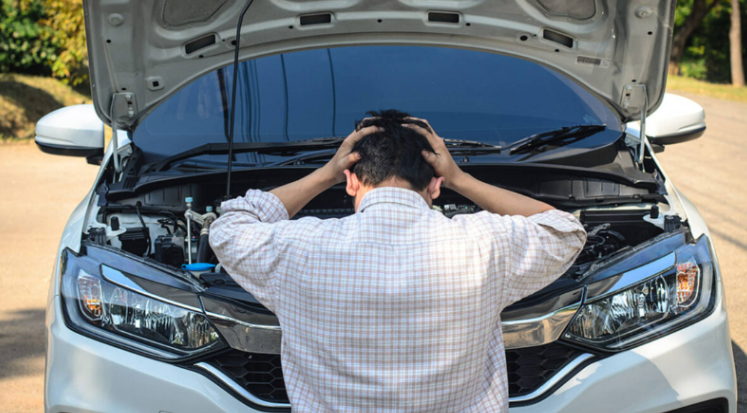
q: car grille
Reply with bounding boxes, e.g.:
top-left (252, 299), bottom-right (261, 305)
top-left (204, 342), bottom-right (584, 405)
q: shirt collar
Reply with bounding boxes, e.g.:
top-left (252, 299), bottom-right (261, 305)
top-left (358, 187), bottom-right (430, 213)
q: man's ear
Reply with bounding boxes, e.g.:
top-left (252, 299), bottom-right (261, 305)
top-left (427, 176), bottom-right (444, 200)
top-left (345, 170), bottom-right (360, 197)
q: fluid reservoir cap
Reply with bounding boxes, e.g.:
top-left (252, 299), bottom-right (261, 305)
top-left (206, 206), bottom-right (213, 212)
top-left (182, 263), bottom-right (215, 272)
top-left (185, 197), bottom-right (193, 203)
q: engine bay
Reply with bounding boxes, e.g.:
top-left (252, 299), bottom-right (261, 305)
top-left (85, 174), bottom-right (686, 286)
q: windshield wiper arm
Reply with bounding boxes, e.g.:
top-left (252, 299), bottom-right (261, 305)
top-left (442, 138), bottom-right (501, 148)
top-left (151, 136), bottom-right (509, 173)
top-left (509, 124), bottom-right (606, 155)
top-left (149, 138), bottom-right (348, 172)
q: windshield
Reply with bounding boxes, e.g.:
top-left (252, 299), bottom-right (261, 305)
top-left (133, 46), bottom-right (622, 165)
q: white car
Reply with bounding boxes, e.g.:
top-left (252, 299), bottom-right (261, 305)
top-left (37, 1), bottom-right (736, 412)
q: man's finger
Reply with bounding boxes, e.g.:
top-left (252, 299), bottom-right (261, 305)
top-left (343, 152), bottom-right (362, 169)
top-left (404, 117), bottom-right (433, 131)
top-left (421, 150), bottom-right (437, 166)
top-left (406, 124), bottom-right (441, 147)
top-left (349, 125), bottom-right (380, 141)
top-left (355, 117), bottom-right (379, 131)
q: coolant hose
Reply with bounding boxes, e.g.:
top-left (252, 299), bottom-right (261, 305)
top-left (196, 210), bottom-right (216, 263)
top-left (196, 233), bottom-right (211, 263)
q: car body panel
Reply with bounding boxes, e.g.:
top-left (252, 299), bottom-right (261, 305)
top-left (83, 0), bottom-right (675, 129)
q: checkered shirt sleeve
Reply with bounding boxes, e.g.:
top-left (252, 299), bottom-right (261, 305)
top-left (209, 190), bottom-right (291, 313)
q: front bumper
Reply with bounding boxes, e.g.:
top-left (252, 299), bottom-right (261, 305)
top-left (46, 290), bottom-right (737, 413)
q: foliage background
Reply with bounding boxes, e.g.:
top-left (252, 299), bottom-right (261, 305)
top-left (0, 0), bottom-right (87, 86)
top-left (676, 0), bottom-right (746, 83)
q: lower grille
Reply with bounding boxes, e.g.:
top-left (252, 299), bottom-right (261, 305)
top-left (506, 343), bottom-right (584, 396)
top-left (209, 352), bottom-right (287, 402)
top-left (204, 342), bottom-right (584, 405)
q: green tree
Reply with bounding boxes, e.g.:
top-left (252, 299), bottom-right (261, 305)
top-left (40, 0), bottom-right (87, 86)
top-left (680, 0), bottom-right (747, 83)
top-left (0, 0), bottom-right (58, 74)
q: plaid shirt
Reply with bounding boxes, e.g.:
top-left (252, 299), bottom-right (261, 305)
top-left (210, 187), bottom-right (586, 413)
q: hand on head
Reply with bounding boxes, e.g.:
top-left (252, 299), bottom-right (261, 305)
top-left (403, 117), bottom-right (464, 189)
top-left (321, 125), bottom-right (380, 185)
top-left (324, 111), bottom-right (460, 208)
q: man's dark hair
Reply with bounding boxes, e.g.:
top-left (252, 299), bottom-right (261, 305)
top-left (351, 110), bottom-right (436, 191)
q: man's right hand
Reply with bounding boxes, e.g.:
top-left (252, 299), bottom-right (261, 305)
top-left (404, 118), bottom-right (465, 189)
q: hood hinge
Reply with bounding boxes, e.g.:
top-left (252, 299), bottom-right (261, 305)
top-left (621, 84), bottom-right (649, 170)
top-left (109, 93), bottom-right (137, 173)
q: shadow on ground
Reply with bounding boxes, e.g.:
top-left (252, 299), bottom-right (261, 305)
top-left (0, 308), bottom-right (47, 380)
top-left (0, 80), bottom-right (65, 139)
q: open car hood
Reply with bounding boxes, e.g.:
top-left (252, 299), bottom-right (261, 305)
top-left (84, 0), bottom-right (675, 130)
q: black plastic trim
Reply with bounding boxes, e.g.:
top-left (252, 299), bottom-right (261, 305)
top-left (299, 13), bottom-right (332, 26)
top-left (543, 29), bottom-right (574, 48)
top-left (664, 398), bottom-right (728, 413)
top-left (428, 12), bottom-right (460, 23)
top-left (508, 354), bottom-right (601, 407)
top-left (185, 34), bottom-right (216, 55)
top-left (648, 126), bottom-right (706, 145)
top-left (182, 359), bottom-right (291, 412)
top-left (36, 141), bottom-right (103, 158)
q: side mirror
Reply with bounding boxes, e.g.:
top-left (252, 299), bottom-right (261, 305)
top-left (645, 94), bottom-right (706, 145)
top-left (35, 104), bottom-right (105, 163)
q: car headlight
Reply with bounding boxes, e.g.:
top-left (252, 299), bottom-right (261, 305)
top-left (564, 235), bottom-right (716, 351)
top-left (60, 247), bottom-right (224, 360)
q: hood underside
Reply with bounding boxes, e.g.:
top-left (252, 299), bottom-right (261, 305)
top-left (84, 0), bottom-right (675, 130)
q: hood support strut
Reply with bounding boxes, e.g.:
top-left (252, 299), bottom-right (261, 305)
top-left (638, 87), bottom-right (648, 169)
top-left (621, 84), bottom-right (650, 170)
top-left (109, 93), bottom-right (137, 174)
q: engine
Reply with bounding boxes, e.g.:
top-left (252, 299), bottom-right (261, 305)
top-left (86, 183), bottom-right (679, 285)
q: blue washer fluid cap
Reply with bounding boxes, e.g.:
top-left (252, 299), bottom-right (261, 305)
top-left (182, 263), bottom-right (215, 272)
top-left (185, 197), bottom-right (194, 203)
top-left (206, 206), bottom-right (214, 212)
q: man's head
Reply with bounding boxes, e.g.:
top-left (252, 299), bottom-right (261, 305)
top-left (343, 110), bottom-right (444, 210)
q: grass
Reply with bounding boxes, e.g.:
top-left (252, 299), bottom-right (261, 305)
top-left (0, 73), bottom-right (91, 141)
top-left (667, 75), bottom-right (747, 104)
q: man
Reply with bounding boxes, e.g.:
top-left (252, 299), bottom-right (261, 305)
top-left (210, 110), bottom-right (587, 412)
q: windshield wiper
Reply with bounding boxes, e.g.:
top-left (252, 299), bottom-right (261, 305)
top-left (442, 138), bottom-right (501, 148)
top-left (149, 138), bottom-right (348, 172)
top-left (151, 126), bottom-right (605, 173)
top-left (508, 124), bottom-right (606, 155)
top-left (151, 137), bottom-right (508, 172)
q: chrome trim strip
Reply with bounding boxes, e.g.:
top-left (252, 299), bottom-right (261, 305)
top-left (508, 353), bottom-right (595, 403)
top-left (502, 299), bottom-right (583, 349)
top-left (205, 311), bottom-right (283, 354)
top-left (205, 311), bottom-right (281, 331)
top-left (195, 362), bottom-right (292, 409)
top-left (587, 252), bottom-right (676, 300)
top-left (100, 265), bottom-right (202, 312)
top-left (196, 352), bottom-right (594, 407)
top-left (203, 296), bottom-right (584, 352)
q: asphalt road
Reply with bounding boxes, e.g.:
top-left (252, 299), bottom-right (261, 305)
top-left (0, 91), bottom-right (744, 412)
